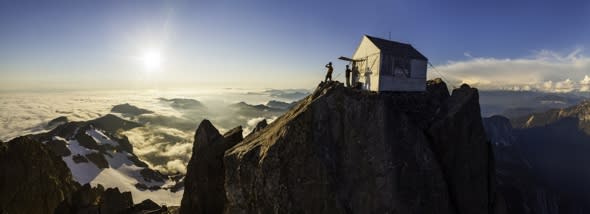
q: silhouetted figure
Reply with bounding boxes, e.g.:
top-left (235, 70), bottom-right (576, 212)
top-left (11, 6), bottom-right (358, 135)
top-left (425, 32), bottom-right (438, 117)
top-left (364, 69), bottom-right (372, 90)
top-left (352, 65), bottom-right (360, 88)
top-left (325, 62), bottom-right (333, 82)
top-left (345, 65), bottom-right (352, 87)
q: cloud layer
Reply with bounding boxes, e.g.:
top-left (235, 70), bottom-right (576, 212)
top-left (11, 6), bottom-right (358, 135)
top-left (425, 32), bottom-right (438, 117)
top-left (431, 48), bottom-right (590, 92)
top-left (0, 88), bottom-right (305, 174)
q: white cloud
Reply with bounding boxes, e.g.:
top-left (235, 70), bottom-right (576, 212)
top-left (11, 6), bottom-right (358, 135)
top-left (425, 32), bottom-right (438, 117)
top-left (580, 75), bottom-right (590, 92)
top-left (165, 159), bottom-right (187, 174)
top-left (0, 88), bottom-right (295, 174)
top-left (243, 116), bottom-right (278, 136)
top-left (430, 48), bottom-right (590, 92)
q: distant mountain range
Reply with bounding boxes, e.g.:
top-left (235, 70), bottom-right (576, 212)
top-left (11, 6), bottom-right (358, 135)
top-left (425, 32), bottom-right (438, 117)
top-left (484, 99), bottom-right (590, 213)
top-left (479, 90), bottom-right (585, 118)
top-left (30, 114), bottom-right (184, 205)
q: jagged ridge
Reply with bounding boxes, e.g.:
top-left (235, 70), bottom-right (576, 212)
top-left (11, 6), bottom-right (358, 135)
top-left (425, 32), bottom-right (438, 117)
top-left (181, 80), bottom-right (504, 214)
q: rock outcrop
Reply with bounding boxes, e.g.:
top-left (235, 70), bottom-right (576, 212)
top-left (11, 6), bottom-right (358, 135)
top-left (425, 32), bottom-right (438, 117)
top-left (0, 137), bottom-right (78, 214)
top-left (482, 115), bottom-right (516, 147)
top-left (180, 120), bottom-right (243, 214)
top-left (249, 119), bottom-right (268, 136)
top-left (111, 103), bottom-right (154, 116)
top-left (48, 116), bottom-right (69, 127)
top-left (45, 138), bottom-right (72, 156)
top-left (56, 184), bottom-right (172, 214)
top-left (181, 80), bottom-right (503, 214)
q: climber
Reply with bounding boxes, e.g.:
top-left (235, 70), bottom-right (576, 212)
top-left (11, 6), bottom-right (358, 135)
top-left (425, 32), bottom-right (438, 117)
top-left (345, 65), bottom-right (352, 87)
top-left (351, 65), bottom-right (359, 88)
top-left (324, 62), bottom-right (333, 82)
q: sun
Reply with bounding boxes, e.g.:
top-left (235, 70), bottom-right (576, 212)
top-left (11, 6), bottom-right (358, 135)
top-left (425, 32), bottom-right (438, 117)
top-left (140, 49), bottom-right (162, 71)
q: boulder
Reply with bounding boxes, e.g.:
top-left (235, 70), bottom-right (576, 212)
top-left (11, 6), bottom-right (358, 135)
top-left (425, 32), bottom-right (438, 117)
top-left (73, 154), bottom-right (89, 163)
top-left (100, 188), bottom-right (133, 214)
top-left (86, 152), bottom-right (109, 169)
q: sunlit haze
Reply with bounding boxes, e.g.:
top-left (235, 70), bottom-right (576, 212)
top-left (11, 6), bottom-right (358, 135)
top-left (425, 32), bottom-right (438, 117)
top-left (1, 0), bottom-right (589, 91)
top-left (2, 1), bottom-right (590, 210)
top-left (140, 49), bottom-right (163, 71)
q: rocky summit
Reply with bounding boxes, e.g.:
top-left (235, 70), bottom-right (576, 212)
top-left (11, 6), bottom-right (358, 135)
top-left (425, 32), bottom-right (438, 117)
top-left (0, 137), bottom-right (78, 214)
top-left (181, 79), bottom-right (504, 214)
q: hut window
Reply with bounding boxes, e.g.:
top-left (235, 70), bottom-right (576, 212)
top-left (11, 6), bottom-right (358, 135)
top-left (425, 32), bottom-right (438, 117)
top-left (393, 58), bottom-right (410, 78)
top-left (381, 55), bottom-right (395, 76)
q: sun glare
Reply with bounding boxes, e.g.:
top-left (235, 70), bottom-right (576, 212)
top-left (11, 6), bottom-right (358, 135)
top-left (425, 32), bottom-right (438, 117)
top-left (141, 50), bottom-right (162, 71)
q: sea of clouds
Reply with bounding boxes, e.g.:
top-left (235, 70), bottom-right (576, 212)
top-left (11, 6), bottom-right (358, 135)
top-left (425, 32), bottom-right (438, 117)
top-left (0, 88), bottom-right (307, 174)
top-left (431, 48), bottom-right (590, 92)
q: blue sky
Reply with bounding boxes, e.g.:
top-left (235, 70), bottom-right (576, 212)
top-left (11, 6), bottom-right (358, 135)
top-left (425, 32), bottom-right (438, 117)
top-left (1, 0), bottom-right (589, 90)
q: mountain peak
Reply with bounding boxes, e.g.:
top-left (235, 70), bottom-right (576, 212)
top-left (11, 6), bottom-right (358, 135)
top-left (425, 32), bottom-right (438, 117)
top-left (182, 79), bottom-right (502, 213)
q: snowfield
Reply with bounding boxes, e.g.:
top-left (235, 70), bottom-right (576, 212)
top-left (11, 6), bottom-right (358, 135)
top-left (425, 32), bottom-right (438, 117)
top-left (59, 129), bottom-right (183, 205)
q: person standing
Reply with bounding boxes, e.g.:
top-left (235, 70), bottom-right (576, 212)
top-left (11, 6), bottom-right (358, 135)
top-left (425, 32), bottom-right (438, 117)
top-left (324, 62), bottom-right (334, 82)
top-left (351, 65), bottom-right (359, 88)
top-left (345, 65), bottom-right (352, 87)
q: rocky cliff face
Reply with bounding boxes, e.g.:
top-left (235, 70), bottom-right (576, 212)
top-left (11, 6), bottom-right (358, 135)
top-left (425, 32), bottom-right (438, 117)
top-left (485, 110), bottom-right (590, 214)
top-left (180, 121), bottom-right (243, 214)
top-left (181, 80), bottom-right (503, 214)
top-left (0, 136), bottom-right (78, 214)
top-left (0, 120), bottom-right (179, 214)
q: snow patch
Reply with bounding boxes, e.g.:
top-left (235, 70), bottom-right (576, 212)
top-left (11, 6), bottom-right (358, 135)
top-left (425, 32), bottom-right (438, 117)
top-left (86, 129), bottom-right (119, 146)
top-left (61, 128), bottom-right (182, 205)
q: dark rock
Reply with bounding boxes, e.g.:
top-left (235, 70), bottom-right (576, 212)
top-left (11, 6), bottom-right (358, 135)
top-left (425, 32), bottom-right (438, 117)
top-left (482, 115), bottom-right (517, 146)
top-left (100, 188), bottom-right (133, 214)
top-left (128, 155), bottom-right (149, 168)
top-left (73, 154), bottom-right (89, 163)
top-left (251, 119), bottom-right (268, 135)
top-left (113, 134), bottom-right (134, 153)
top-left (48, 116), bottom-right (69, 127)
top-left (171, 179), bottom-right (185, 193)
top-left (179, 120), bottom-right (243, 214)
top-left (88, 114), bottom-right (142, 134)
top-left (129, 199), bottom-right (162, 213)
top-left (159, 98), bottom-right (205, 110)
top-left (148, 185), bottom-right (161, 191)
top-left (140, 168), bottom-right (166, 183)
top-left (266, 100), bottom-right (296, 110)
top-left (38, 122), bottom-right (83, 141)
top-left (231, 101), bottom-right (281, 112)
top-left (33, 115), bottom-right (140, 143)
top-left (487, 103), bottom-right (590, 213)
top-left (55, 185), bottom-right (135, 214)
top-left (46, 139), bottom-right (72, 156)
top-left (265, 89), bottom-right (309, 100)
top-left (170, 174), bottom-right (184, 182)
top-left (76, 129), bottom-right (100, 150)
top-left (55, 184), bottom-right (104, 214)
top-left (180, 81), bottom-right (502, 213)
top-left (86, 152), bottom-right (109, 169)
top-left (111, 103), bottom-right (154, 116)
top-left (426, 78), bottom-right (450, 100)
top-left (0, 137), bottom-right (78, 214)
top-left (426, 84), bottom-right (495, 214)
top-left (135, 183), bottom-right (148, 190)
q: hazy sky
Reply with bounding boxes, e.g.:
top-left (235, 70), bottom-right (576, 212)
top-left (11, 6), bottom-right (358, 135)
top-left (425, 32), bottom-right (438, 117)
top-left (1, 0), bottom-right (589, 91)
